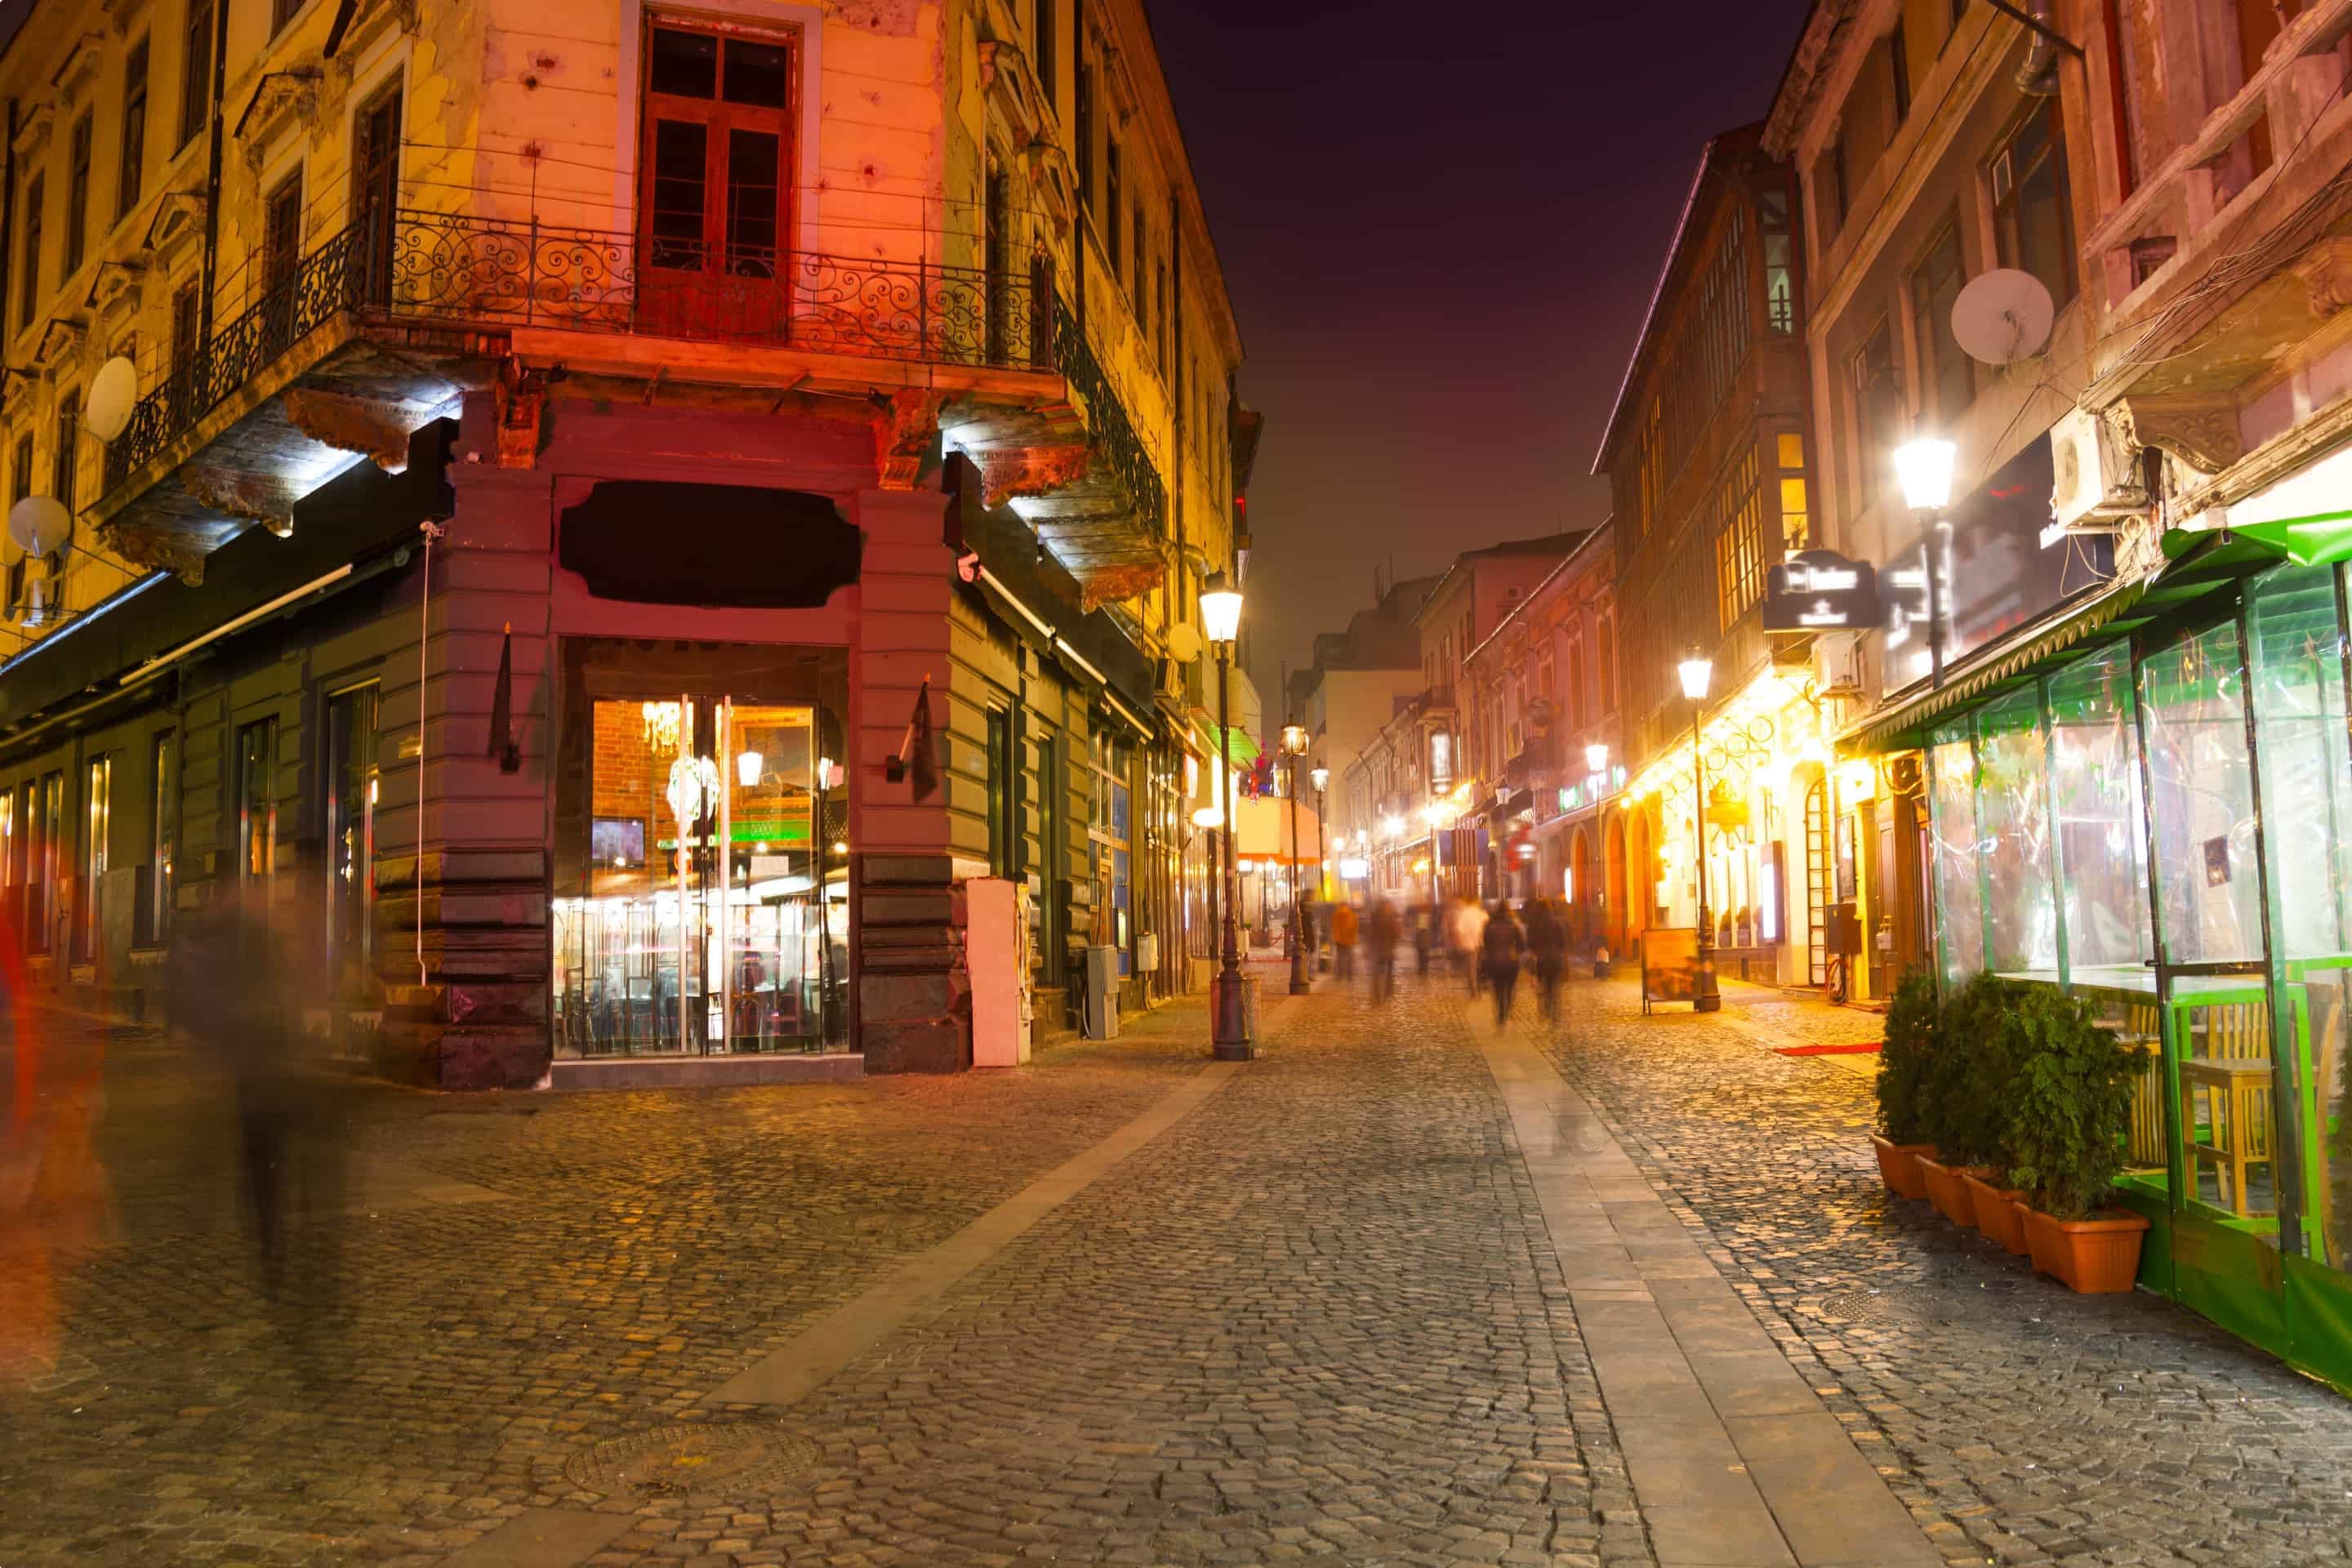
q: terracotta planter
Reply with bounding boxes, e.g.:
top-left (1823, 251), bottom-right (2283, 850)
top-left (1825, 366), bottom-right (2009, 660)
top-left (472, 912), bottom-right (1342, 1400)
top-left (2021, 1205), bottom-right (2151, 1294)
top-left (1962, 1172), bottom-right (2028, 1255)
top-left (1918, 1156), bottom-right (1976, 1226)
top-left (1869, 1136), bottom-right (1933, 1200)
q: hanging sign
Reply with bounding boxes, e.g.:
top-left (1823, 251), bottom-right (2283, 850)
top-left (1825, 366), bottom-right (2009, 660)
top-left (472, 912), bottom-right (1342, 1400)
top-left (1765, 550), bottom-right (1881, 633)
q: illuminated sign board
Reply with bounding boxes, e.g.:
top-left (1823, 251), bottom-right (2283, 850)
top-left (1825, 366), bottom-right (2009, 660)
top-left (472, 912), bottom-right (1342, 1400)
top-left (1765, 550), bottom-right (1881, 633)
top-left (1338, 856), bottom-right (1371, 879)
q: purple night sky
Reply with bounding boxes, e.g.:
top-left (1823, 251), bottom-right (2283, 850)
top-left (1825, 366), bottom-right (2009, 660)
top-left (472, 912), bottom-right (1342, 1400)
top-left (1149, 2), bottom-right (1803, 705)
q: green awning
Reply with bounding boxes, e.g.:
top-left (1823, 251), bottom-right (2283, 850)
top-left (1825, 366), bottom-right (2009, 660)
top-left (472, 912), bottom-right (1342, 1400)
top-left (1842, 524), bottom-right (2332, 756)
top-left (1192, 716), bottom-right (1259, 767)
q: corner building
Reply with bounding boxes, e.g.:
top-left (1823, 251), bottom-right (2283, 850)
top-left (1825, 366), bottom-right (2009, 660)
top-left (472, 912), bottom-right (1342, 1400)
top-left (0, 0), bottom-right (1250, 1085)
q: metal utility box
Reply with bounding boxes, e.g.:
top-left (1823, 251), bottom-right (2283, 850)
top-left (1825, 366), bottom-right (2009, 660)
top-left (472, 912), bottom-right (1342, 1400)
top-left (1081, 943), bottom-right (1120, 1039)
top-left (1825, 901), bottom-right (1862, 956)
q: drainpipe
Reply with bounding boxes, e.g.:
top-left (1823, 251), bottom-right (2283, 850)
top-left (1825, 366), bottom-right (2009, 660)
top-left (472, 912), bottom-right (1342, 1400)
top-left (2015, 0), bottom-right (2060, 96)
top-left (198, 0), bottom-right (232, 337)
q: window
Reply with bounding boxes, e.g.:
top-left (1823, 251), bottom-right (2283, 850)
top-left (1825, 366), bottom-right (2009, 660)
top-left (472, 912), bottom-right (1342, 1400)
top-left (11, 433), bottom-right (30, 506)
top-left (53, 388), bottom-right (79, 519)
top-left (1076, 50), bottom-right (1094, 209)
top-left (118, 41), bottom-right (148, 220)
top-left (1850, 315), bottom-right (1900, 510)
top-left (76, 755), bottom-right (108, 960)
top-left (351, 80), bottom-right (403, 292)
top-left (1761, 189), bottom-right (1794, 334)
top-left (238, 718), bottom-right (276, 883)
top-left (639, 24), bottom-right (795, 284)
top-left (1989, 100), bottom-right (2077, 311)
top-left (1890, 25), bottom-right (1911, 122)
top-left (271, 0), bottom-right (301, 33)
top-left (171, 279), bottom-right (200, 374)
top-left (17, 175), bottom-right (41, 330)
top-left (986, 706), bottom-right (1015, 877)
top-left (147, 733), bottom-right (172, 944)
top-left (265, 172), bottom-right (303, 292)
top-left (1816, 144), bottom-right (1846, 243)
top-left (1132, 205), bottom-right (1147, 332)
top-left (1909, 217), bottom-right (1973, 424)
top-left (180, 0), bottom-right (214, 149)
top-left (1034, 0), bottom-right (1056, 112)
top-left (64, 114), bottom-right (91, 277)
top-left (1597, 615), bottom-right (1615, 713)
top-left (27, 770), bottom-right (60, 951)
top-left (1106, 137), bottom-right (1123, 279)
top-left (0, 790), bottom-right (11, 891)
top-left (1775, 430), bottom-right (1811, 550)
top-left (1713, 448), bottom-right (1765, 630)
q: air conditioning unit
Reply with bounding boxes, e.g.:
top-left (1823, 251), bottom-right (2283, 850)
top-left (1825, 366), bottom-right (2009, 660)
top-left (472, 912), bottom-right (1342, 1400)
top-left (7, 555), bottom-right (56, 628)
top-left (1814, 630), bottom-right (1866, 699)
top-left (2049, 405), bottom-right (2148, 532)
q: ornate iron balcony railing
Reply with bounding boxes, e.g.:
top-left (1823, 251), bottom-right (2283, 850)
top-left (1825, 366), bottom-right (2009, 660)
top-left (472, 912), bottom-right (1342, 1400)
top-left (1053, 302), bottom-right (1167, 539)
top-left (105, 208), bottom-right (1166, 541)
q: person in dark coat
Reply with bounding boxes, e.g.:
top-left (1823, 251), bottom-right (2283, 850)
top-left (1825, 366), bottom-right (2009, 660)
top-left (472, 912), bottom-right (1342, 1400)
top-left (1366, 899), bottom-right (1403, 1004)
top-left (1482, 902), bottom-right (1525, 1027)
top-left (1524, 898), bottom-right (1567, 1024)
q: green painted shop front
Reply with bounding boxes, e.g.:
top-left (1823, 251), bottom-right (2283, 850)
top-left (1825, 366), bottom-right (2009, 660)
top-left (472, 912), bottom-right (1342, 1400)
top-left (1854, 522), bottom-right (2352, 1392)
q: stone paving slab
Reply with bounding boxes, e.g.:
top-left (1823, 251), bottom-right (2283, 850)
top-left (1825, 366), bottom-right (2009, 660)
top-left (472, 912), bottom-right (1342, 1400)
top-left (1519, 976), bottom-right (2352, 1568)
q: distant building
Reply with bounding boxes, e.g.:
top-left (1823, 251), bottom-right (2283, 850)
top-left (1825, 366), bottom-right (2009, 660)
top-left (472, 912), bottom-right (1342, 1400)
top-left (1290, 570), bottom-right (1437, 885)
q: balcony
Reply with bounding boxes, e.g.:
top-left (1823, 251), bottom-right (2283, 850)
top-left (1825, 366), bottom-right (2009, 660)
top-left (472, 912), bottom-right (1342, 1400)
top-left (96, 208), bottom-right (1167, 590)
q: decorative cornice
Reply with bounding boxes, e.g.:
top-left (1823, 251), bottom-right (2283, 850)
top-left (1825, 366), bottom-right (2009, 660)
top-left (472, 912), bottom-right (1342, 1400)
top-left (50, 33), bottom-right (107, 105)
top-left (235, 69), bottom-right (321, 163)
top-left (2289, 236), bottom-right (2352, 318)
top-left (2113, 394), bottom-right (2245, 477)
top-left (84, 258), bottom-right (145, 325)
top-left (11, 101), bottom-right (55, 163)
top-left (141, 189), bottom-right (207, 262)
top-left (33, 316), bottom-right (87, 372)
top-left (182, 467), bottom-right (296, 538)
top-left (978, 443), bottom-right (1088, 509)
top-left (100, 0), bottom-right (153, 38)
top-left (283, 388), bottom-right (415, 473)
top-left (873, 389), bottom-right (947, 491)
top-left (1760, 0), bottom-right (1864, 159)
top-left (105, 519), bottom-right (210, 584)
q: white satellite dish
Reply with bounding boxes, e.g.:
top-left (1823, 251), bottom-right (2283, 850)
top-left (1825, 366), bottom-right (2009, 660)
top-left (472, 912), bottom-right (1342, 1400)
top-left (84, 354), bottom-right (138, 442)
top-left (1167, 621), bottom-right (1203, 663)
top-left (8, 495), bottom-right (69, 558)
top-left (1952, 268), bottom-right (2056, 364)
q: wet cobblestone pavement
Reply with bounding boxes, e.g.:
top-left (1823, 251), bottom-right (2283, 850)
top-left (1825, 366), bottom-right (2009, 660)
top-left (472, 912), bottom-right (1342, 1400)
top-left (1521, 977), bottom-right (2352, 1567)
top-left (6, 972), bottom-right (2352, 1567)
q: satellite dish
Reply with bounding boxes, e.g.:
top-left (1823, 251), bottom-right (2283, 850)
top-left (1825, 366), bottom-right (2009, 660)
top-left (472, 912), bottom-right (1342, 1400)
top-left (1952, 269), bottom-right (2056, 364)
top-left (1167, 621), bottom-right (1203, 663)
top-left (8, 495), bottom-right (69, 558)
top-left (84, 354), bottom-right (138, 442)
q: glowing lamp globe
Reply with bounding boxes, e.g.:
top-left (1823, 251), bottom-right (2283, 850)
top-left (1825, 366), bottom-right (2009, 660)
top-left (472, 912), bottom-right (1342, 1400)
top-left (1281, 722), bottom-right (1307, 755)
top-left (1199, 573), bottom-right (1243, 645)
top-left (1309, 764), bottom-right (1329, 793)
top-left (1584, 743), bottom-right (1609, 773)
top-left (1894, 437), bottom-right (1958, 513)
top-left (1677, 649), bottom-right (1713, 703)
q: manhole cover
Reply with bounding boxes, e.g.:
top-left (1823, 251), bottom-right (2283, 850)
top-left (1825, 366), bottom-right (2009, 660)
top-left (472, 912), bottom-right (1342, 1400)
top-left (1816, 1288), bottom-right (1943, 1325)
top-left (561, 1423), bottom-right (819, 1499)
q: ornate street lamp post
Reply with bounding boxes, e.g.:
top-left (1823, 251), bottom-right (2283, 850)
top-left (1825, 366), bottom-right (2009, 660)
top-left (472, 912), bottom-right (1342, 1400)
top-left (1677, 648), bottom-right (1722, 1013)
top-left (1200, 573), bottom-right (1250, 1058)
top-left (1281, 722), bottom-right (1310, 994)
top-left (1895, 437), bottom-right (1957, 689)
top-left (1311, 763), bottom-right (1330, 973)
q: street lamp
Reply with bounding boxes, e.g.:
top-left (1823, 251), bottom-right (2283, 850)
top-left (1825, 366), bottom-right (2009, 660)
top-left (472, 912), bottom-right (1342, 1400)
top-left (1585, 742), bottom-right (1608, 775)
top-left (1895, 436), bottom-right (1957, 689)
top-left (1677, 646), bottom-right (1722, 1013)
top-left (1281, 721), bottom-right (1311, 995)
top-left (1423, 798), bottom-right (1447, 933)
top-left (1200, 572), bottom-right (1250, 1059)
top-left (1310, 763), bottom-right (1330, 972)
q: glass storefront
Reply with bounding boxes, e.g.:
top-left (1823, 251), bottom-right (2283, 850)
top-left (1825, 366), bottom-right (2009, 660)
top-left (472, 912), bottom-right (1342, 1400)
top-left (552, 641), bottom-right (849, 1057)
top-left (1913, 558), bottom-right (2352, 1380)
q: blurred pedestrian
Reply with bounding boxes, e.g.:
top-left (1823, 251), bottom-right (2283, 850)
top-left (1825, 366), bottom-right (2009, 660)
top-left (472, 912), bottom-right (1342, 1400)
top-left (1448, 894), bottom-right (1488, 995)
top-left (1330, 899), bottom-right (1359, 981)
top-left (1526, 898), bottom-right (1566, 1024)
top-left (1367, 899), bottom-right (1401, 1004)
top-left (1410, 905), bottom-right (1433, 975)
top-left (1483, 901), bottom-right (1525, 1026)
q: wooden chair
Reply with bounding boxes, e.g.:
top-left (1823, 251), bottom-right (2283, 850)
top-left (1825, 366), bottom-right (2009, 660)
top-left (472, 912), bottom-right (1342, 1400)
top-left (2185, 1002), bottom-right (2276, 1217)
top-left (2122, 1001), bottom-right (2167, 1171)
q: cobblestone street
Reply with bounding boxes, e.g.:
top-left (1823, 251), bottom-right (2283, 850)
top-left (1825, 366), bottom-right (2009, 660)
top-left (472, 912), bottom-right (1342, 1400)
top-left (6, 973), bottom-right (2352, 1568)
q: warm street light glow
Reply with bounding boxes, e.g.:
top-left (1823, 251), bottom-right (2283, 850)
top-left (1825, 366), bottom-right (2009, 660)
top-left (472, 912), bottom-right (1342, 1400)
top-left (1677, 648), bottom-right (1713, 702)
top-left (1310, 764), bottom-right (1329, 792)
top-left (1381, 814), bottom-right (1405, 840)
top-left (1421, 802), bottom-right (1446, 826)
top-left (1584, 742), bottom-right (1608, 773)
top-left (1894, 437), bottom-right (1958, 512)
top-left (736, 751), bottom-right (763, 787)
top-left (1193, 804), bottom-right (1226, 828)
top-left (1281, 722), bottom-right (1308, 755)
top-left (1200, 572), bottom-right (1244, 644)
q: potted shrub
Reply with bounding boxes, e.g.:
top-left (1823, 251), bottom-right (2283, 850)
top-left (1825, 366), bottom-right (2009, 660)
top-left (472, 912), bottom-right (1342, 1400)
top-left (1872, 970), bottom-right (1940, 1200)
top-left (2005, 985), bottom-right (2154, 1293)
top-left (1918, 973), bottom-right (2013, 1227)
